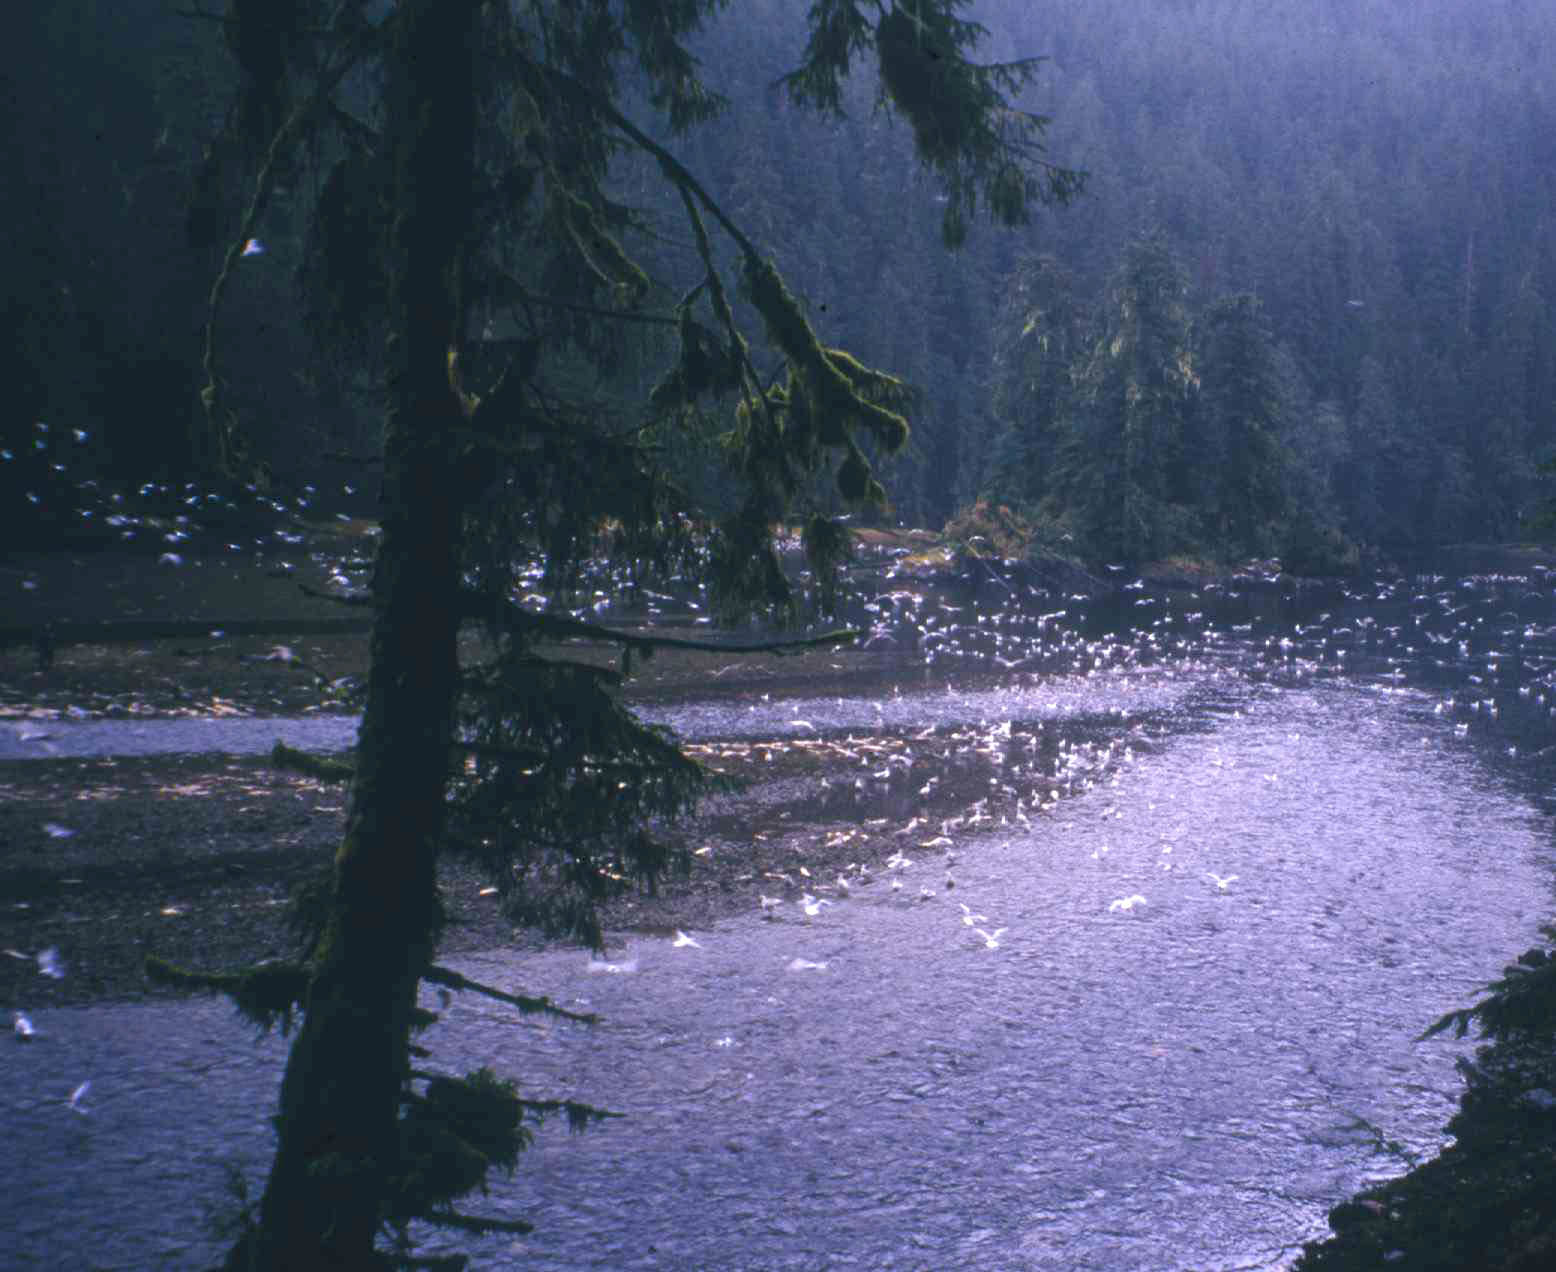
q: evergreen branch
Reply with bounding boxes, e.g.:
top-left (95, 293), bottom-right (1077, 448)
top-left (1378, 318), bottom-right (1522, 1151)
top-left (423, 964), bottom-right (599, 1025)
top-left (535, 62), bottom-right (761, 265)
top-left (416, 1210), bottom-right (534, 1236)
top-left (144, 954), bottom-right (311, 1037)
top-left (516, 1097), bottom-right (626, 1131)
top-left (270, 738), bottom-right (355, 782)
top-left (544, 58), bottom-right (911, 471)
top-left (464, 590), bottom-right (860, 656)
top-left (199, 16), bottom-right (384, 475)
top-left (1419, 926), bottom-right (1556, 1042)
top-left (449, 738), bottom-right (554, 767)
top-left (671, 183), bottom-right (773, 430)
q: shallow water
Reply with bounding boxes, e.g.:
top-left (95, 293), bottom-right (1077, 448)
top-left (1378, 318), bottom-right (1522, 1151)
top-left (4, 574), bottom-right (1556, 1270)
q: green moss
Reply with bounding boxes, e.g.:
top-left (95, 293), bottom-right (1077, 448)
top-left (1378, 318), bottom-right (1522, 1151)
top-left (561, 190), bottom-right (650, 299)
top-left (742, 258), bottom-right (911, 454)
top-left (270, 738), bottom-right (355, 783)
top-left (144, 953), bottom-right (311, 1036)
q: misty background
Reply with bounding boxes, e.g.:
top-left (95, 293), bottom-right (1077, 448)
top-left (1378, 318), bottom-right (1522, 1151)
top-left (5, 0), bottom-right (1552, 564)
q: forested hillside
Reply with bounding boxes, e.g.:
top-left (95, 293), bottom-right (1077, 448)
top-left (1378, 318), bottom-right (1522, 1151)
top-left (664, 0), bottom-right (1556, 558)
top-left (5, 0), bottom-right (1553, 565)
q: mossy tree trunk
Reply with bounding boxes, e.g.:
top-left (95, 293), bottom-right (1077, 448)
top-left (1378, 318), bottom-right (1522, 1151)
top-left (225, 3), bottom-right (477, 1267)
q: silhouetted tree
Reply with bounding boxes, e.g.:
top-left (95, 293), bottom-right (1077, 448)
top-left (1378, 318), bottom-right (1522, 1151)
top-left (153, 2), bottom-right (1080, 1267)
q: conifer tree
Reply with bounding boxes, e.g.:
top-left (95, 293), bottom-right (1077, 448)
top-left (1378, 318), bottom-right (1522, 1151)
top-left (987, 253), bottom-right (1088, 512)
top-left (1195, 293), bottom-right (1290, 555)
top-left (160, 3), bottom-right (1079, 1267)
top-left (1059, 233), bottom-right (1194, 561)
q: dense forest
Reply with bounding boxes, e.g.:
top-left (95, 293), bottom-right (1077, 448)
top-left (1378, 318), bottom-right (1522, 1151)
top-left (5, 0), bottom-right (1554, 567)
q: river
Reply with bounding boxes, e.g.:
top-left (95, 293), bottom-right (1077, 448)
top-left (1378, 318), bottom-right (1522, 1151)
top-left (4, 569), bottom-right (1556, 1270)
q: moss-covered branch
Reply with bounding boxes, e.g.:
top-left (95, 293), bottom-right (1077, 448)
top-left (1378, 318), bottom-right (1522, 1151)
top-left (199, 18), bottom-right (385, 477)
top-left (416, 1210), bottom-right (534, 1236)
top-left (144, 953), bottom-right (311, 1036)
top-left (513, 1097), bottom-right (625, 1132)
top-left (269, 738), bottom-right (355, 782)
top-left (422, 964), bottom-right (599, 1025)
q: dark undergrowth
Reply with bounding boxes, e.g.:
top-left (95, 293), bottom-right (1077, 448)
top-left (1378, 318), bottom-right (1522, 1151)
top-left (1296, 930), bottom-right (1556, 1271)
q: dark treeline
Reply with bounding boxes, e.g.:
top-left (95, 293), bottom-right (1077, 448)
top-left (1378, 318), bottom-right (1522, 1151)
top-left (5, 0), bottom-right (1554, 565)
top-left (663, 0), bottom-right (1556, 560)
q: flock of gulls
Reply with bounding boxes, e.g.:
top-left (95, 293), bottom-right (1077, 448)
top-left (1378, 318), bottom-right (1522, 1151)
top-left (678, 697), bottom-right (1258, 934)
top-left (632, 560), bottom-right (1556, 992)
top-left (9, 947), bottom-right (89, 1113)
top-left (644, 710), bottom-right (1259, 977)
top-left (13, 431), bottom-right (1556, 1107)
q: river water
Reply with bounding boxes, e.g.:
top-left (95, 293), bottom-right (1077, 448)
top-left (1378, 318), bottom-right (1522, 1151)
top-left (4, 570), bottom-right (1556, 1270)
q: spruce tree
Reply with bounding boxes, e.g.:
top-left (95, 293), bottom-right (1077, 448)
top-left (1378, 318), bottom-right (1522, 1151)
top-left (1195, 293), bottom-right (1290, 556)
top-left (158, 3), bottom-right (1080, 1267)
top-left (988, 253), bottom-right (1088, 512)
top-left (1060, 233), bottom-right (1194, 562)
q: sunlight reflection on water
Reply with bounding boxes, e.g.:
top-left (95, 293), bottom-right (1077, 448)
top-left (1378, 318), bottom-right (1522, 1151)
top-left (5, 583), bottom-right (1556, 1269)
top-left (406, 682), bottom-right (1551, 1271)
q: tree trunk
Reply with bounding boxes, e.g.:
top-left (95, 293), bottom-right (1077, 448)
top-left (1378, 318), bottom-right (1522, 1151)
top-left (225, 3), bottom-right (477, 1267)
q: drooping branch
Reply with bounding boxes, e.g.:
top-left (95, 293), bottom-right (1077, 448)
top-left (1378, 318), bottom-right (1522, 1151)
top-left (534, 61), bottom-right (762, 264)
top-left (199, 15), bottom-right (386, 476)
top-left (144, 954), bottom-right (312, 1036)
top-left (512, 1097), bottom-right (625, 1130)
top-left (422, 963), bottom-right (599, 1024)
top-left (415, 1210), bottom-right (535, 1236)
top-left (269, 738), bottom-right (354, 782)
